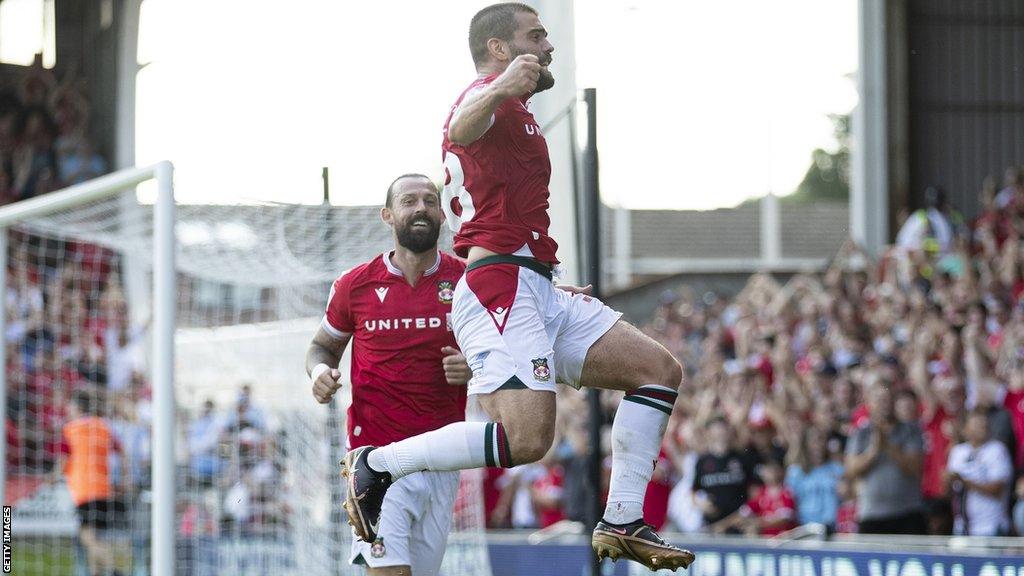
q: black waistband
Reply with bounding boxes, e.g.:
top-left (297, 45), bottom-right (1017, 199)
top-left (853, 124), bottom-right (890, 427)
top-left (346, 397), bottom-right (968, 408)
top-left (465, 254), bottom-right (553, 280)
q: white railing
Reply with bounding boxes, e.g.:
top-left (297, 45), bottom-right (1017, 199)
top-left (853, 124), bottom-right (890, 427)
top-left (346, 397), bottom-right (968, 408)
top-left (0, 162), bottom-right (176, 576)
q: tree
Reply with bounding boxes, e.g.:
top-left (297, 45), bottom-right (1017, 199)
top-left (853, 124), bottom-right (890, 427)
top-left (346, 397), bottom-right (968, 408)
top-left (782, 113), bottom-right (850, 204)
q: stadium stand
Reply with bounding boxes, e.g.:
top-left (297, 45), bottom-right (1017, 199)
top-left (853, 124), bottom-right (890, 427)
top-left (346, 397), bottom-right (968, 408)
top-left (3, 56), bottom-right (1023, 576)
top-left (509, 175), bottom-right (1024, 538)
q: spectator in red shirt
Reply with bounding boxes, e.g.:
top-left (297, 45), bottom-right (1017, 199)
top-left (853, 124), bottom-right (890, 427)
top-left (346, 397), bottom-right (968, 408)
top-left (530, 455), bottom-right (564, 529)
top-left (909, 322), bottom-right (966, 535)
top-left (710, 461), bottom-right (797, 537)
top-left (834, 477), bottom-right (858, 534)
top-left (642, 447), bottom-right (675, 530)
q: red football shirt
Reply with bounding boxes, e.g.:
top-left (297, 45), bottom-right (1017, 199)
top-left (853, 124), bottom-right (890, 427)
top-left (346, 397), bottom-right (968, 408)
top-left (1004, 390), bottom-right (1024, 469)
top-left (922, 407), bottom-right (955, 498)
top-left (441, 76), bottom-right (559, 263)
top-left (643, 448), bottom-right (674, 530)
top-left (745, 485), bottom-right (797, 536)
top-left (322, 252), bottom-right (467, 448)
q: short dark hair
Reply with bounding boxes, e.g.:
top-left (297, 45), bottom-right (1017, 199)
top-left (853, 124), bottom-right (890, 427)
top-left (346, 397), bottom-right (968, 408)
top-left (385, 173), bottom-right (438, 208)
top-left (468, 3), bottom-right (537, 68)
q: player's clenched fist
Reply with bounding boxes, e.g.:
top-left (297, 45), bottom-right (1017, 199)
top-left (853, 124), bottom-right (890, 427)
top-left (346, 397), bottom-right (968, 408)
top-left (493, 54), bottom-right (541, 98)
top-left (311, 363), bottom-right (342, 404)
top-left (441, 346), bottom-right (472, 386)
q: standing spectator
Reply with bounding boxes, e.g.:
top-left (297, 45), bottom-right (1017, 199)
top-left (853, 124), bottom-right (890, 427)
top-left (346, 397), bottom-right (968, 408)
top-left (994, 166), bottom-right (1023, 212)
top-left (58, 137), bottom-right (106, 186)
top-left (665, 421), bottom-right (704, 534)
top-left (11, 106), bottom-right (58, 201)
top-left (845, 384), bottom-right (927, 534)
top-left (58, 389), bottom-right (126, 576)
top-left (1004, 363), bottom-right (1024, 472)
top-left (530, 454), bottom-right (565, 529)
top-left (642, 447), bottom-right (675, 530)
top-left (187, 400), bottom-right (223, 488)
top-left (895, 186), bottom-right (965, 256)
top-left (947, 410), bottom-right (1013, 536)
top-left (109, 393), bottom-right (151, 576)
top-left (224, 384), bottom-right (267, 433)
top-left (692, 417), bottom-right (757, 529)
top-left (785, 427), bottom-right (844, 527)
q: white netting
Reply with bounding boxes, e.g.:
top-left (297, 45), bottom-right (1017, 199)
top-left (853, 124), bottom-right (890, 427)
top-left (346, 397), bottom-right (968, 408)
top-left (5, 186), bottom-right (491, 575)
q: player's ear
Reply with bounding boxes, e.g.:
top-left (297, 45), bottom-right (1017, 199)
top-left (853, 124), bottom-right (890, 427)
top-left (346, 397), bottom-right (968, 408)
top-left (380, 207), bottom-right (393, 227)
top-left (487, 37), bottom-right (509, 63)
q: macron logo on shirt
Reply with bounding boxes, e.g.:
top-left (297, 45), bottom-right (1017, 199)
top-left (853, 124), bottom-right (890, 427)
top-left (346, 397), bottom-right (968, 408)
top-left (488, 306), bottom-right (510, 333)
top-left (375, 287), bottom-right (389, 303)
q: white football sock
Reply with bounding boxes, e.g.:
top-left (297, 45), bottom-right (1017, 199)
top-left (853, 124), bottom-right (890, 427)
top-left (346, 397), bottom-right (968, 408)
top-left (366, 421), bottom-right (512, 481)
top-left (603, 385), bottom-right (677, 525)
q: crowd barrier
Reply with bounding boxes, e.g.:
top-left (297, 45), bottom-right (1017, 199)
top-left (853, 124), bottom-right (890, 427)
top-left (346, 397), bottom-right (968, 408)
top-left (486, 533), bottom-right (1024, 576)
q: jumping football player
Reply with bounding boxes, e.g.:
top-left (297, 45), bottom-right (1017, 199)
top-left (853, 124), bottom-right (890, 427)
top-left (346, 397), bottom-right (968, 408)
top-left (342, 3), bottom-right (694, 571)
top-left (306, 174), bottom-right (470, 575)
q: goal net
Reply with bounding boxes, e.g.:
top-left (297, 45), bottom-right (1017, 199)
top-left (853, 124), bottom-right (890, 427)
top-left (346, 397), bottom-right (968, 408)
top-left (4, 167), bottom-right (492, 576)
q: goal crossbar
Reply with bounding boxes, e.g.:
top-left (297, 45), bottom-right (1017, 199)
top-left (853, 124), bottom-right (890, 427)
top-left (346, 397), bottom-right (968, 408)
top-left (0, 161), bottom-right (177, 576)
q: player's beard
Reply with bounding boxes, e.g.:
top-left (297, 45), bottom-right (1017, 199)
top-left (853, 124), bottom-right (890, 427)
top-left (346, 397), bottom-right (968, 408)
top-left (510, 46), bottom-right (554, 93)
top-left (395, 216), bottom-right (441, 254)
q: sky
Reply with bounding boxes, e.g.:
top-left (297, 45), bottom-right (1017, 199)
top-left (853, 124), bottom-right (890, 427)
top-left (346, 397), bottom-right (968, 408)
top-left (3, 0), bottom-right (858, 210)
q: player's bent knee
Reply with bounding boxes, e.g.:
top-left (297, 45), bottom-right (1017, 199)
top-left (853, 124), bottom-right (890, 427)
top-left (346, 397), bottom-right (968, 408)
top-left (660, 354), bottom-right (683, 390)
top-left (629, 347), bottom-right (682, 392)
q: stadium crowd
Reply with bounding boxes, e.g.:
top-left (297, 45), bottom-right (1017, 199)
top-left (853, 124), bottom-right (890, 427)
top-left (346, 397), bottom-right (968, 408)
top-left (489, 169), bottom-right (1024, 539)
top-left (4, 62), bottom-right (1024, 565)
top-left (3, 63), bottom-right (294, 575)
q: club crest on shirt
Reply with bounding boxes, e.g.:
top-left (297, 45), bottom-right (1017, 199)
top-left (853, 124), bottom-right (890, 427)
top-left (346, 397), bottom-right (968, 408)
top-left (437, 280), bottom-right (454, 304)
top-left (370, 537), bottom-right (386, 558)
top-left (532, 358), bottom-right (550, 382)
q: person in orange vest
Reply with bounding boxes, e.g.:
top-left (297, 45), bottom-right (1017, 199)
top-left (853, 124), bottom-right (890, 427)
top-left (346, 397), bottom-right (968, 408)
top-left (58, 389), bottom-right (126, 576)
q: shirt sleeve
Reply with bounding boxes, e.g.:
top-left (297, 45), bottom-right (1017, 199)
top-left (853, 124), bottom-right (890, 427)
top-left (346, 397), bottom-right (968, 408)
top-left (946, 444), bottom-right (965, 474)
top-left (322, 271), bottom-right (354, 338)
top-left (987, 443), bottom-right (1014, 483)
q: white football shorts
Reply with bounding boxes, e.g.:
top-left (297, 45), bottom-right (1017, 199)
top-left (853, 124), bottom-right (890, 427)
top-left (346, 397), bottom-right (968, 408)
top-left (349, 470), bottom-right (459, 573)
top-left (452, 256), bottom-right (622, 395)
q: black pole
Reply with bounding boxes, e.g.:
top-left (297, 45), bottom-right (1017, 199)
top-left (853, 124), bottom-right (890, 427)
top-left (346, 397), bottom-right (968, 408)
top-left (580, 88), bottom-right (604, 576)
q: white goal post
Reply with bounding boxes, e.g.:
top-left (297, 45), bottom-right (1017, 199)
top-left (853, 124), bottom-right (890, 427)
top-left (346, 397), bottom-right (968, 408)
top-left (0, 162), bottom-right (178, 576)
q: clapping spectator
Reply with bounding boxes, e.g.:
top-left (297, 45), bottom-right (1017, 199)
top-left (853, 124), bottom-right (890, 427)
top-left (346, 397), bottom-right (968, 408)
top-left (947, 410), bottom-right (1014, 536)
top-left (845, 383), bottom-right (927, 534)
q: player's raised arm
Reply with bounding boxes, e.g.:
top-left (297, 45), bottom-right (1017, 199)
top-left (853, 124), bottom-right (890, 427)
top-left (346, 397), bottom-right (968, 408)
top-left (306, 326), bottom-right (350, 404)
top-left (448, 54), bottom-right (541, 145)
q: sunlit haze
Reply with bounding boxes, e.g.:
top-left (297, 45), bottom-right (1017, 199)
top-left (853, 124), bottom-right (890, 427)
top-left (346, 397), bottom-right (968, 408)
top-left (131, 0), bottom-right (858, 209)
